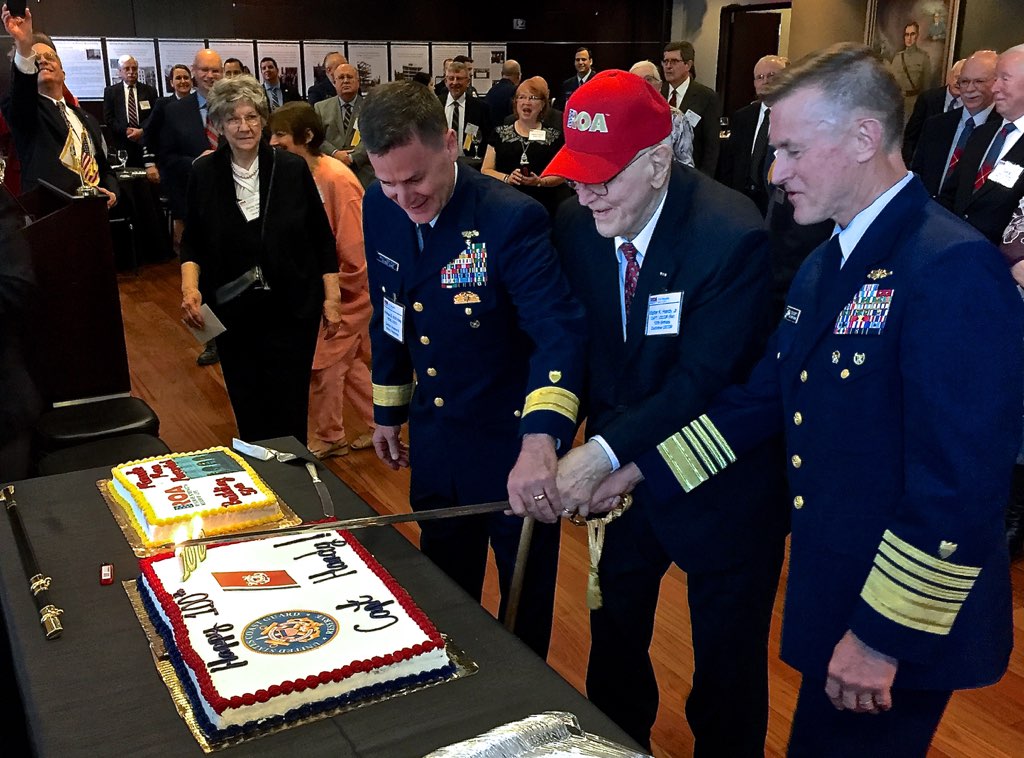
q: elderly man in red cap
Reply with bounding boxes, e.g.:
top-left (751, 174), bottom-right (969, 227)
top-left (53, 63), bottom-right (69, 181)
top-left (518, 70), bottom-right (789, 756)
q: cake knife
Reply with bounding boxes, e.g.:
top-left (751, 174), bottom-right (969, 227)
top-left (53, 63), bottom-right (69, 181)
top-left (305, 462), bottom-right (334, 518)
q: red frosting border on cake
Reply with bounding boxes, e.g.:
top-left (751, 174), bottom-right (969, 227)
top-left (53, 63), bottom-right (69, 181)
top-left (139, 528), bottom-right (445, 716)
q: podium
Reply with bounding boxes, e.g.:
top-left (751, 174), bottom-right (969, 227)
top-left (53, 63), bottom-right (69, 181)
top-left (14, 182), bottom-right (131, 405)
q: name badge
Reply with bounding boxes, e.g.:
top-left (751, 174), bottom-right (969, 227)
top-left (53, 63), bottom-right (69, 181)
top-left (139, 100), bottom-right (151, 110)
top-left (645, 291), bottom-right (683, 336)
top-left (528, 128), bottom-right (546, 141)
top-left (237, 195), bottom-right (259, 222)
top-left (376, 251), bottom-right (399, 271)
top-left (989, 160), bottom-right (1023, 188)
top-left (383, 297), bottom-right (405, 343)
top-left (684, 109), bottom-right (701, 128)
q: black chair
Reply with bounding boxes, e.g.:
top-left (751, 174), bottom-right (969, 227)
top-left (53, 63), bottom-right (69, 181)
top-left (34, 397), bottom-right (159, 454)
top-left (35, 433), bottom-right (171, 476)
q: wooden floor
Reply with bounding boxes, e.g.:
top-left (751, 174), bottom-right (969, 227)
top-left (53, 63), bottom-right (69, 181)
top-left (119, 260), bottom-right (1024, 758)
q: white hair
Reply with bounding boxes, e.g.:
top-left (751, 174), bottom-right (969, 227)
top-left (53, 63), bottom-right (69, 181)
top-left (118, 55), bottom-right (137, 68)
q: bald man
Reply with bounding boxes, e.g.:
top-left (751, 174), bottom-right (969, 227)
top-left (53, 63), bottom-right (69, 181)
top-left (2, 6), bottom-right (117, 204)
top-left (103, 55), bottom-right (159, 167)
top-left (156, 47), bottom-right (223, 223)
top-left (724, 54), bottom-right (789, 214)
top-left (484, 58), bottom-right (520, 124)
top-left (308, 51), bottom-right (347, 105)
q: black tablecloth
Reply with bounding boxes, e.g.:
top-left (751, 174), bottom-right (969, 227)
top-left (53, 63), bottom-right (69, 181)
top-left (0, 438), bottom-right (639, 757)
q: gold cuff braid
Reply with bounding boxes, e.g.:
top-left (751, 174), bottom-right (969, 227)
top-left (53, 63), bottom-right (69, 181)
top-left (522, 386), bottom-right (580, 423)
top-left (372, 382), bottom-right (414, 407)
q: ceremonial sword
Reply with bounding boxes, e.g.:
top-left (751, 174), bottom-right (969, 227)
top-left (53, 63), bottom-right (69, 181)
top-left (172, 500), bottom-right (513, 550)
top-left (171, 500), bottom-right (536, 631)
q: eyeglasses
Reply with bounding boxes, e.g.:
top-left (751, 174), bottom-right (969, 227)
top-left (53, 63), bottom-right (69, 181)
top-left (956, 77), bottom-right (994, 89)
top-left (224, 114), bottom-right (262, 129)
top-left (567, 149), bottom-right (651, 196)
top-left (662, 58), bottom-right (685, 66)
top-left (516, 95), bottom-right (544, 102)
top-left (753, 71), bottom-right (777, 82)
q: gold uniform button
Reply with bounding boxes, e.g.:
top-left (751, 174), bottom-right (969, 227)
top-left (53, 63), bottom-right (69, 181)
top-left (840, 369), bottom-right (850, 379)
top-left (464, 307), bottom-right (473, 315)
top-left (791, 455), bottom-right (802, 468)
top-left (513, 409), bottom-right (522, 418)
top-left (434, 397), bottom-right (444, 407)
top-left (793, 411), bottom-right (803, 425)
top-left (793, 495), bottom-right (804, 509)
top-left (413, 302), bottom-right (424, 312)
top-left (800, 370), bottom-right (808, 383)
top-left (420, 335), bottom-right (430, 345)
top-left (426, 368), bottom-right (437, 377)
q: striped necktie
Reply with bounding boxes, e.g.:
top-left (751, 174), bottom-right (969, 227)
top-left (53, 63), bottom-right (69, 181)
top-left (127, 85), bottom-right (139, 127)
top-left (975, 122), bottom-right (1017, 191)
top-left (668, 89), bottom-right (678, 109)
top-left (943, 116), bottom-right (975, 187)
top-left (342, 101), bottom-right (353, 134)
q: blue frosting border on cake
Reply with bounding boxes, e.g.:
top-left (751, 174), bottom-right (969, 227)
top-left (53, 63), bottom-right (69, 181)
top-left (135, 576), bottom-right (457, 743)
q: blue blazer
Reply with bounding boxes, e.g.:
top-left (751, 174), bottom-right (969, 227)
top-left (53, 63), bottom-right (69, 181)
top-left (364, 164), bottom-right (586, 503)
top-left (638, 178), bottom-right (1023, 689)
top-left (154, 93), bottom-right (212, 217)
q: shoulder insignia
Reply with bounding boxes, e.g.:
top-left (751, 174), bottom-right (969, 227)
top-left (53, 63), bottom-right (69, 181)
top-left (867, 269), bottom-right (892, 281)
top-left (938, 540), bottom-right (957, 559)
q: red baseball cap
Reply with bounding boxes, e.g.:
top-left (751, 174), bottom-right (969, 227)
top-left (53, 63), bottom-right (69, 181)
top-left (542, 69), bottom-right (671, 184)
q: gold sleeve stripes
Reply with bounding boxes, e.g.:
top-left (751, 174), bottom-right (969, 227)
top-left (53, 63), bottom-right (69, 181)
top-left (522, 386), bottom-right (580, 424)
top-left (372, 382), bottom-right (415, 407)
top-left (656, 415), bottom-right (737, 492)
top-left (860, 529), bottom-right (981, 636)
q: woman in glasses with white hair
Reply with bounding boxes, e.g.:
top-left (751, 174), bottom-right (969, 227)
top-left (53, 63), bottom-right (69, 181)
top-left (180, 75), bottom-right (340, 444)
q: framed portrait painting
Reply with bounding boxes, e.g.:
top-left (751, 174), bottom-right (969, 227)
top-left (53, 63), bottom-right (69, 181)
top-left (866, 0), bottom-right (961, 119)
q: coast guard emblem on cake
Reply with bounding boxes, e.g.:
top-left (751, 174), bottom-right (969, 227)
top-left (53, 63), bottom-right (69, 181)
top-left (243, 611), bottom-right (338, 654)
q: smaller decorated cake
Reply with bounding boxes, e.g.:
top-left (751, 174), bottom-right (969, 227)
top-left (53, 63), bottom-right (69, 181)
top-left (137, 529), bottom-right (455, 742)
top-left (108, 447), bottom-right (283, 547)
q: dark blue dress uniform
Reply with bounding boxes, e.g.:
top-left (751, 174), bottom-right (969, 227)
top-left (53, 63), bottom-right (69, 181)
top-left (363, 164), bottom-right (586, 658)
top-left (635, 177), bottom-right (1024, 752)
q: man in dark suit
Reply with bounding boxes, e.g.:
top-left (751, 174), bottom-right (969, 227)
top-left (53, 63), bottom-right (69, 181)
top-left (484, 59), bottom-right (520, 126)
top-left (902, 59), bottom-right (964, 163)
top-left (660, 41), bottom-right (721, 176)
top-left (360, 80), bottom-right (586, 659)
top-left (538, 70), bottom-right (788, 756)
top-left (597, 43), bottom-right (1023, 755)
top-left (439, 60), bottom-right (490, 159)
top-left (561, 46), bottom-right (596, 103)
top-left (939, 45), bottom-right (1024, 243)
top-left (2, 8), bottom-right (117, 205)
top-left (102, 55), bottom-right (158, 168)
top-left (724, 54), bottom-right (788, 215)
top-left (259, 56), bottom-right (300, 111)
top-left (156, 47), bottom-right (222, 366)
top-left (156, 48), bottom-right (222, 226)
top-left (911, 50), bottom-right (997, 197)
top-left (306, 51), bottom-right (345, 106)
top-left (314, 63), bottom-right (374, 188)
